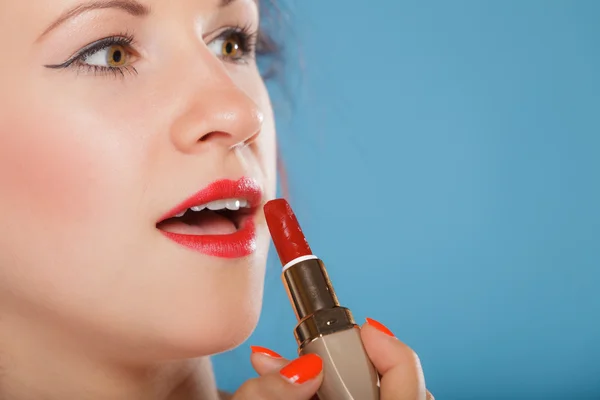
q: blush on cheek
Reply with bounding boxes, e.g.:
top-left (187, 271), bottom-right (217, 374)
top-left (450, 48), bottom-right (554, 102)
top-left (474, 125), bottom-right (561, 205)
top-left (0, 108), bottom-right (128, 230)
top-left (1, 129), bottom-right (95, 224)
top-left (0, 103), bottom-right (146, 306)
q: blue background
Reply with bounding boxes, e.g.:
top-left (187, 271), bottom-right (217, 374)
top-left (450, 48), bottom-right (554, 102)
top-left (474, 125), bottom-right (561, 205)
top-left (213, 1), bottom-right (600, 399)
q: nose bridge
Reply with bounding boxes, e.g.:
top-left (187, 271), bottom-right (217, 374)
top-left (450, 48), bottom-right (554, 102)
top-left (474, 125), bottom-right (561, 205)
top-left (169, 48), bottom-right (264, 153)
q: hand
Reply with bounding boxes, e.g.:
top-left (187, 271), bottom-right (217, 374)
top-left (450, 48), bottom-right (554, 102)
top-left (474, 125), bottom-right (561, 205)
top-left (248, 317), bottom-right (433, 400)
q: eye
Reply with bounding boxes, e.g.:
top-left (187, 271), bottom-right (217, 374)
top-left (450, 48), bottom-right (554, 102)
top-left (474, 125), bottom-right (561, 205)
top-left (208, 33), bottom-right (243, 60)
top-left (207, 29), bottom-right (257, 63)
top-left (44, 35), bottom-right (139, 76)
top-left (82, 43), bottom-right (133, 68)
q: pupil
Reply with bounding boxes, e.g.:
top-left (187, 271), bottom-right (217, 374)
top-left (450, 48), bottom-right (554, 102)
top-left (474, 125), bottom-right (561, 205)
top-left (112, 50), bottom-right (122, 63)
top-left (225, 42), bottom-right (234, 54)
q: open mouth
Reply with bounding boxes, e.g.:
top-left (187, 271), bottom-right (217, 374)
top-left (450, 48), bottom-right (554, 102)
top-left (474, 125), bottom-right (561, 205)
top-left (155, 178), bottom-right (262, 258)
top-left (156, 198), bottom-right (255, 235)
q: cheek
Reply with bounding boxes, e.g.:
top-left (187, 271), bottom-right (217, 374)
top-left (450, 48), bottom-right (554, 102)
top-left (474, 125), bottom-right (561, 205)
top-left (1, 123), bottom-right (92, 222)
top-left (0, 104), bottom-right (130, 228)
top-left (0, 93), bottom-right (150, 302)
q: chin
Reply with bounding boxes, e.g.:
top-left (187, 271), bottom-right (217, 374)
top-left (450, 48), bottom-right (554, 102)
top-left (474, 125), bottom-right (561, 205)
top-left (136, 260), bottom-right (267, 361)
top-left (150, 295), bottom-right (262, 361)
top-left (65, 232), bottom-right (272, 364)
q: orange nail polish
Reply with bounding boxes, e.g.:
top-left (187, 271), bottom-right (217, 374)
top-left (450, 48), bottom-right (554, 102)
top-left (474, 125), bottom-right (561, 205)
top-left (280, 354), bottom-right (323, 384)
top-left (250, 346), bottom-right (282, 358)
top-left (366, 317), bottom-right (395, 337)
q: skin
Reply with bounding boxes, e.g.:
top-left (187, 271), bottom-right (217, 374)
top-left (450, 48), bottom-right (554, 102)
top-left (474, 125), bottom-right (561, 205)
top-left (0, 0), bottom-right (431, 399)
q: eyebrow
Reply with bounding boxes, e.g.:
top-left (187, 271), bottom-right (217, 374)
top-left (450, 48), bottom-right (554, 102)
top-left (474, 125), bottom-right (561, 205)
top-left (38, 0), bottom-right (151, 40)
top-left (39, 0), bottom-right (248, 41)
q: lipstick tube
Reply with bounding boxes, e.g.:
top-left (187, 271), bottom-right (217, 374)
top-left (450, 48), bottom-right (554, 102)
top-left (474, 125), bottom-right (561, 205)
top-left (264, 199), bottom-right (380, 400)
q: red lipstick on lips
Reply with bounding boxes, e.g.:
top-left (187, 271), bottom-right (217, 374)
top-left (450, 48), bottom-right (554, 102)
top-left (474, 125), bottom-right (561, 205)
top-left (157, 177), bottom-right (262, 258)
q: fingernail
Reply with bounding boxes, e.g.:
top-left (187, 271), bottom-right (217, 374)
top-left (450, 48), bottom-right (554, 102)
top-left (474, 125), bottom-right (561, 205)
top-left (366, 317), bottom-right (395, 337)
top-left (250, 346), bottom-right (282, 358)
top-left (280, 354), bottom-right (323, 384)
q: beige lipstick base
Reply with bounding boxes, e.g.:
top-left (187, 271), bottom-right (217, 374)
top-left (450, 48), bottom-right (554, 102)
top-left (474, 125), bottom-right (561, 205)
top-left (300, 326), bottom-right (380, 400)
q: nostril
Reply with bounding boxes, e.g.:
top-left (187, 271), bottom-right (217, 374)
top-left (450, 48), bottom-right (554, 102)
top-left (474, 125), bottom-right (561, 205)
top-left (197, 130), bottom-right (260, 146)
top-left (198, 131), bottom-right (229, 142)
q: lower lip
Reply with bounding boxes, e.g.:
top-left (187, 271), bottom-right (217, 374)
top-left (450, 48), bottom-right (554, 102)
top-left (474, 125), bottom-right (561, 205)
top-left (159, 217), bottom-right (257, 258)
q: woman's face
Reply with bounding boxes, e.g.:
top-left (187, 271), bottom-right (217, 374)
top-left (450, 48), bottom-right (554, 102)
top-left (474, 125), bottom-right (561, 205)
top-left (0, 0), bottom-right (276, 361)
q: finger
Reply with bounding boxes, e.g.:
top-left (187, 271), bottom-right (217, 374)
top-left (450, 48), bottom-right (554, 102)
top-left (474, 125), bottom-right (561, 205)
top-left (361, 318), bottom-right (427, 400)
top-left (232, 354), bottom-right (323, 400)
top-left (250, 346), bottom-right (290, 375)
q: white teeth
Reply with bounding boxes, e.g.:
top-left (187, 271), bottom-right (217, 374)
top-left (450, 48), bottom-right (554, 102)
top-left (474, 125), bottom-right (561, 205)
top-left (175, 198), bottom-right (250, 217)
top-left (225, 199), bottom-right (241, 211)
top-left (207, 200), bottom-right (227, 210)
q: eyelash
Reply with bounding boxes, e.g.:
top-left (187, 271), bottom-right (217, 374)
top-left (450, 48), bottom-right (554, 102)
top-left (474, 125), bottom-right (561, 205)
top-left (45, 25), bottom-right (259, 77)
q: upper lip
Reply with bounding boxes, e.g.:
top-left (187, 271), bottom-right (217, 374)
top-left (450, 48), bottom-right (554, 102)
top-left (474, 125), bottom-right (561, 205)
top-left (158, 177), bottom-right (263, 222)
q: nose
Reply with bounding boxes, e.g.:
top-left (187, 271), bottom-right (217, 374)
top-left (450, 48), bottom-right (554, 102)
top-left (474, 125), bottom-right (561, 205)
top-left (170, 83), bottom-right (264, 153)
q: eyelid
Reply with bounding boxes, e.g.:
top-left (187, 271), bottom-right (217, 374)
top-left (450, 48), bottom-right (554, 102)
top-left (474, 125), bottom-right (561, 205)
top-left (204, 24), bottom-right (257, 43)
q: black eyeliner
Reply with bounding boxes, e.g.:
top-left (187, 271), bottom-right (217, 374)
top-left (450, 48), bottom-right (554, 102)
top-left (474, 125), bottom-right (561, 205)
top-left (44, 35), bottom-right (135, 69)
